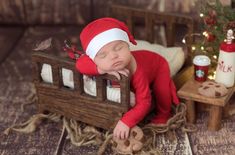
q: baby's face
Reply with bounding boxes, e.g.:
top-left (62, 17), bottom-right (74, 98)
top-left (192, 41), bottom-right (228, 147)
top-left (94, 40), bottom-right (131, 72)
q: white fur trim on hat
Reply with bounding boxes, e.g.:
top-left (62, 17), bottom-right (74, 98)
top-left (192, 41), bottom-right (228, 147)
top-left (86, 28), bottom-right (130, 60)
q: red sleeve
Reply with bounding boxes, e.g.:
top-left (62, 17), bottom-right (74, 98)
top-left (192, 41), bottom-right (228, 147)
top-left (75, 55), bottom-right (99, 75)
top-left (120, 72), bottom-right (151, 128)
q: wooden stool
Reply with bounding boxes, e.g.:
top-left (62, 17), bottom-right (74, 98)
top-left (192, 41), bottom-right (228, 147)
top-left (177, 79), bottom-right (235, 131)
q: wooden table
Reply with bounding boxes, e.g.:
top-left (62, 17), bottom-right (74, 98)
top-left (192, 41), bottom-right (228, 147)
top-left (177, 78), bottom-right (235, 131)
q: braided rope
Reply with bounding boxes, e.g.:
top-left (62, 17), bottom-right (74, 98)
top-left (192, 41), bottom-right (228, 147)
top-left (3, 113), bottom-right (61, 135)
top-left (143, 103), bottom-right (197, 134)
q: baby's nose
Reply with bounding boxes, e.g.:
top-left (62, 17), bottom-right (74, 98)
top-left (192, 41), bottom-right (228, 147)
top-left (110, 52), bottom-right (118, 59)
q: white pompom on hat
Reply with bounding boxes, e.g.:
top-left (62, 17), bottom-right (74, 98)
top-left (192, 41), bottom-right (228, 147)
top-left (80, 17), bottom-right (137, 60)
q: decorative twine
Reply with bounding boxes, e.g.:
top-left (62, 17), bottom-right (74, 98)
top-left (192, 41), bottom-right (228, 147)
top-left (3, 113), bottom-right (61, 135)
top-left (143, 103), bottom-right (197, 133)
top-left (63, 117), bottom-right (103, 147)
top-left (97, 132), bottom-right (113, 155)
top-left (137, 103), bottom-right (197, 155)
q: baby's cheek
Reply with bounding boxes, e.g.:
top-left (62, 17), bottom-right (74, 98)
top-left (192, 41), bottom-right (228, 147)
top-left (97, 64), bottom-right (112, 72)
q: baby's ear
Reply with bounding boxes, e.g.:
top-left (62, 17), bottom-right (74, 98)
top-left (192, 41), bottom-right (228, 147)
top-left (75, 55), bottom-right (99, 75)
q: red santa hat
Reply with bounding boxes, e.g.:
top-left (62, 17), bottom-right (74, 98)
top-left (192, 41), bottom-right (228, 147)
top-left (80, 17), bottom-right (137, 60)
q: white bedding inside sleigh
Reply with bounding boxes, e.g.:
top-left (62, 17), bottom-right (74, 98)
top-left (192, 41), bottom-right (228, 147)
top-left (40, 40), bottom-right (185, 103)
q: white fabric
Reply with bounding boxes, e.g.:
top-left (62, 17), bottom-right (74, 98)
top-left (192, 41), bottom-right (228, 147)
top-left (41, 64), bottom-right (53, 83)
top-left (40, 40), bottom-right (185, 103)
top-left (86, 28), bottom-right (130, 60)
top-left (129, 40), bottom-right (185, 77)
top-left (62, 68), bottom-right (74, 88)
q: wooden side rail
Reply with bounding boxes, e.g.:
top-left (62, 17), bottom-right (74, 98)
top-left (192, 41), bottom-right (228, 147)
top-left (32, 51), bottom-right (130, 129)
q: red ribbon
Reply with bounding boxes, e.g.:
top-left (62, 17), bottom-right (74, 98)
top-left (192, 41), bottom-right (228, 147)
top-left (63, 42), bottom-right (84, 60)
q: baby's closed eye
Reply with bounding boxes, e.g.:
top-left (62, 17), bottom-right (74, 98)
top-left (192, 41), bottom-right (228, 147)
top-left (98, 52), bottom-right (107, 58)
top-left (114, 45), bottom-right (123, 51)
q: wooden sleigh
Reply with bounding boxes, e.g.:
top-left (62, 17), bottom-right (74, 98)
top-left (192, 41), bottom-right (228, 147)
top-left (32, 5), bottom-right (194, 130)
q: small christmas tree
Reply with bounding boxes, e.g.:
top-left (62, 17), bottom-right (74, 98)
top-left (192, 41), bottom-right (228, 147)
top-left (192, 0), bottom-right (235, 78)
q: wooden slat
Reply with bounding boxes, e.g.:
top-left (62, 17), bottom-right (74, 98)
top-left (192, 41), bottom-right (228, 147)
top-left (145, 12), bottom-right (154, 43)
top-left (96, 75), bottom-right (107, 102)
top-left (51, 65), bottom-right (61, 87)
top-left (119, 75), bottom-right (130, 109)
top-left (166, 20), bottom-right (175, 46)
top-left (73, 71), bottom-right (83, 94)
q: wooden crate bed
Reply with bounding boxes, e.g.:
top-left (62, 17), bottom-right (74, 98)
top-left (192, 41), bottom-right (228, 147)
top-left (32, 5), bottom-right (194, 130)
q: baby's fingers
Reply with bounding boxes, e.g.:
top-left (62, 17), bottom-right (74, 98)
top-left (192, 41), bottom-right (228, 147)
top-left (108, 71), bottom-right (121, 80)
top-left (117, 69), bottom-right (129, 77)
top-left (124, 130), bottom-right (129, 139)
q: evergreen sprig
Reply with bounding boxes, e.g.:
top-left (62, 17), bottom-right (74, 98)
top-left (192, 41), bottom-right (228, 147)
top-left (197, 0), bottom-right (235, 69)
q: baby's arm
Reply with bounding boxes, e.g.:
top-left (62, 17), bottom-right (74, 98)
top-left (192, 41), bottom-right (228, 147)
top-left (114, 74), bottom-right (151, 139)
top-left (121, 74), bottom-right (152, 127)
top-left (114, 86), bottom-right (151, 139)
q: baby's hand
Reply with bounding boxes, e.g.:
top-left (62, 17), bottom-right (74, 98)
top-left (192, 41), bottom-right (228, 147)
top-left (108, 69), bottom-right (129, 80)
top-left (113, 120), bottom-right (130, 140)
top-left (117, 68), bottom-right (129, 77)
top-left (97, 67), bottom-right (129, 80)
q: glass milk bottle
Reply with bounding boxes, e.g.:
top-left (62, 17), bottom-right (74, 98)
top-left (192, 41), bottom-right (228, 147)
top-left (215, 29), bottom-right (235, 87)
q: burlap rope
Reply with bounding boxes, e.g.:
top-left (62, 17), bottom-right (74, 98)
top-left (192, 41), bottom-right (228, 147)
top-left (4, 113), bottom-right (61, 135)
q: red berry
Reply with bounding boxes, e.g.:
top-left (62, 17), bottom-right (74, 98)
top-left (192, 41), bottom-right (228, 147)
top-left (204, 17), bottom-right (216, 26)
top-left (207, 33), bottom-right (216, 42)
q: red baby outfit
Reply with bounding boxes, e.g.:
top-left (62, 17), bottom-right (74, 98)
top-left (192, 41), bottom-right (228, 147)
top-left (76, 50), bottom-right (180, 128)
